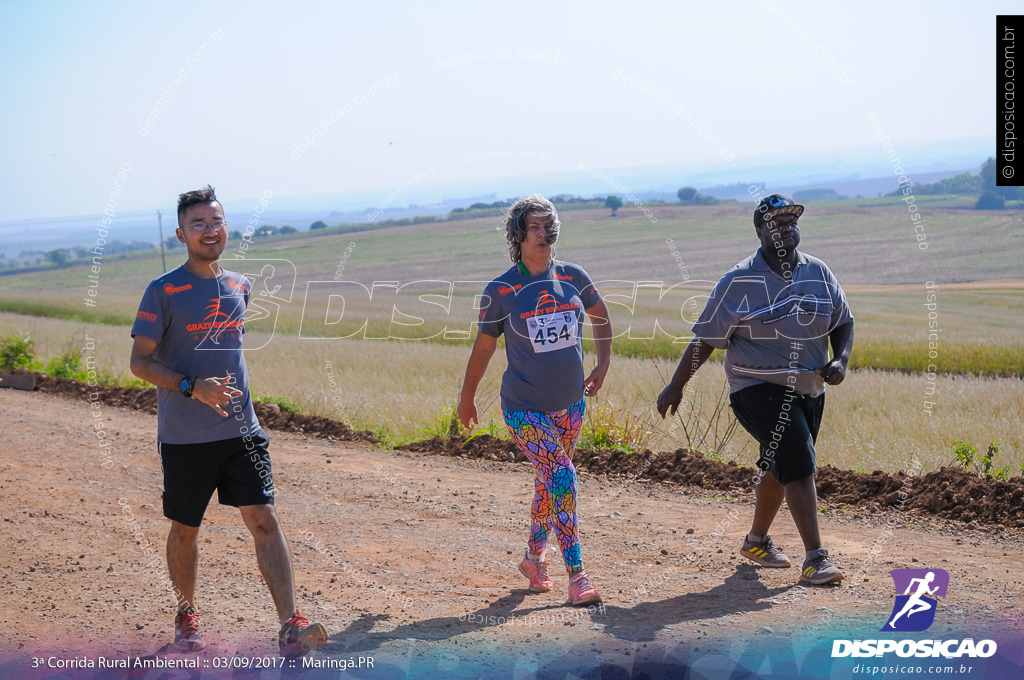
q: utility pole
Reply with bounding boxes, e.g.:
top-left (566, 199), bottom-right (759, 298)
top-left (157, 210), bottom-right (167, 273)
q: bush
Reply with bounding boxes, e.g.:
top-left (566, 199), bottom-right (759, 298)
top-left (258, 394), bottom-right (302, 414)
top-left (951, 439), bottom-right (1002, 477)
top-left (0, 332), bottom-right (35, 371)
top-left (419, 405), bottom-right (460, 439)
top-left (951, 440), bottom-right (975, 469)
top-left (976, 191), bottom-right (1005, 210)
top-left (46, 351), bottom-right (85, 379)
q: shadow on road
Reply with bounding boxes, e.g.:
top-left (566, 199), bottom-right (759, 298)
top-left (599, 564), bottom-right (806, 643)
top-left (322, 564), bottom-right (805, 653)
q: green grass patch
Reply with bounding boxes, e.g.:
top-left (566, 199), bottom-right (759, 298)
top-left (0, 299), bottom-right (130, 326)
top-left (850, 340), bottom-right (1023, 377)
top-left (254, 393), bottom-right (302, 414)
top-left (1, 329), bottom-right (147, 386)
top-left (418, 405), bottom-right (460, 440)
top-left (579, 400), bottom-right (654, 454)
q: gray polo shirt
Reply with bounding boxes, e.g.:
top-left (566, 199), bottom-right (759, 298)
top-left (691, 249), bottom-right (853, 397)
top-left (478, 261), bottom-right (601, 412)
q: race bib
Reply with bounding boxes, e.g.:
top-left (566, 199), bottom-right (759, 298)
top-left (528, 310), bottom-right (578, 353)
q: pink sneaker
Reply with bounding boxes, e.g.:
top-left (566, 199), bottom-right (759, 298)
top-left (567, 571), bottom-right (601, 606)
top-left (518, 551), bottom-right (553, 592)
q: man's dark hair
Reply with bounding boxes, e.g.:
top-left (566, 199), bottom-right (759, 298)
top-left (177, 185), bottom-right (219, 225)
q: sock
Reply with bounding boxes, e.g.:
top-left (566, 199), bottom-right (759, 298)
top-left (528, 550), bottom-right (545, 563)
top-left (805, 548), bottom-right (825, 562)
top-left (746, 533), bottom-right (764, 545)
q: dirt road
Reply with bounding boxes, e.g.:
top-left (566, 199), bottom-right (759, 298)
top-left (1, 388), bottom-right (1021, 679)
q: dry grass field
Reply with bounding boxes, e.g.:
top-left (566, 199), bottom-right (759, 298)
top-left (3, 205), bottom-right (1023, 373)
top-left (3, 203), bottom-right (1022, 474)
top-left (4, 309), bottom-right (1021, 476)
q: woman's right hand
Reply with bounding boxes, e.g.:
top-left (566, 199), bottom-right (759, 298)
top-left (457, 332), bottom-right (497, 430)
top-left (457, 396), bottom-right (478, 430)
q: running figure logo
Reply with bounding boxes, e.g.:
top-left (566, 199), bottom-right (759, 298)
top-left (535, 290), bottom-right (557, 309)
top-left (881, 568), bottom-right (949, 632)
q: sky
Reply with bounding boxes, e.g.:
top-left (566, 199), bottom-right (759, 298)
top-left (0, 0), bottom-right (1008, 221)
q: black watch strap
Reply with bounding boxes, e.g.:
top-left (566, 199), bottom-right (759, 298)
top-left (180, 375), bottom-right (196, 398)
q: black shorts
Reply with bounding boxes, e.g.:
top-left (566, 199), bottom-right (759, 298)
top-left (729, 382), bottom-right (825, 486)
top-left (159, 430), bottom-right (275, 527)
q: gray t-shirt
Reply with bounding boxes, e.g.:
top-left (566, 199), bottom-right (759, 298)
top-left (691, 249), bottom-right (853, 397)
top-left (131, 265), bottom-right (261, 444)
top-left (478, 261), bottom-right (602, 412)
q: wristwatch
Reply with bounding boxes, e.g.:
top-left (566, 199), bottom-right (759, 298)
top-left (178, 375), bottom-right (196, 398)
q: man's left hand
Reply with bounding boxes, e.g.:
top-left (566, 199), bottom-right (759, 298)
top-left (193, 375), bottom-right (244, 417)
top-left (817, 359), bottom-right (847, 385)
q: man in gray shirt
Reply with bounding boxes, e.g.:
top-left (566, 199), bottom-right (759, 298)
top-left (130, 186), bottom-right (327, 653)
top-left (657, 194), bottom-right (854, 585)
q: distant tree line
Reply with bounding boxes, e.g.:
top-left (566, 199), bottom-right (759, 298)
top-left (166, 224), bottom-right (298, 249)
top-left (29, 240), bottom-right (156, 269)
top-left (676, 187), bottom-right (719, 205)
top-left (886, 157), bottom-right (1023, 210)
top-left (698, 182), bottom-right (766, 200)
top-left (448, 195), bottom-right (611, 221)
top-left (793, 188), bottom-right (846, 201)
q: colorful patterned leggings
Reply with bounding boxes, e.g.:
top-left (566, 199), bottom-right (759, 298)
top-left (503, 397), bottom-right (586, 575)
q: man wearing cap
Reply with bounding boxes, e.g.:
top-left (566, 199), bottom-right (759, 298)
top-left (656, 194), bottom-right (854, 585)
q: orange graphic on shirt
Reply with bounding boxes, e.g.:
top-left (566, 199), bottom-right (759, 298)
top-left (164, 283), bottom-right (192, 295)
top-left (185, 298), bottom-right (245, 333)
top-left (205, 298), bottom-right (231, 321)
top-left (536, 290), bottom-right (557, 307)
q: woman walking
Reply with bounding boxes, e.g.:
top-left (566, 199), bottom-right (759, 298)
top-left (458, 195), bottom-right (612, 606)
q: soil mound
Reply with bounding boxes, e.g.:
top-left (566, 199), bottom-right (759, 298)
top-left (22, 372), bottom-right (374, 443)
top-left (398, 437), bottom-right (1024, 528)
top-left (13, 372), bottom-right (1023, 528)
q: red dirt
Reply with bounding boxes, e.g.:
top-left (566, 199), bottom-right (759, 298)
top-left (1, 385), bottom-right (1022, 677)
top-left (399, 437), bottom-right (1024, 528)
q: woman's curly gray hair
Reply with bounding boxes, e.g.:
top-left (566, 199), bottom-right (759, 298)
top-left (504, 194), bottom-right (560, 264)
